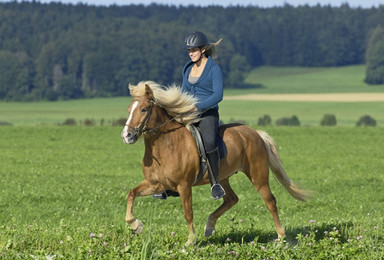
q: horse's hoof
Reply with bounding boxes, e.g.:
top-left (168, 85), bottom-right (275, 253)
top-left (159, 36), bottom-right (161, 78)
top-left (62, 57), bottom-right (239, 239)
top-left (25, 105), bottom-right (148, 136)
top-left (130, 219), bottom-right (143, 234)
top-left (204, 225), bottom-right (216, 237)
top-left (184, 239), bottom-right (196, 246)
top-left (184, 233), bottom-right (196, 246)
top-left (134, 220), bottom-right (143, 234)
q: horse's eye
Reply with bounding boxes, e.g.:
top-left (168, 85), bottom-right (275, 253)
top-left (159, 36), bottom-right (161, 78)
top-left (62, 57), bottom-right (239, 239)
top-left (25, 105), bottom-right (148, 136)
top-left (141, 108), bottom-right (148, 113)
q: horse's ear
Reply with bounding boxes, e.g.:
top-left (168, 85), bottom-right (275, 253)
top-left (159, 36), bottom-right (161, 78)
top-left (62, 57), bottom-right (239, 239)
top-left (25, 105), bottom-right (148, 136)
top-left (145, 84), bottom-right (154, 100)
top-left (128, 83), bottom-right (134, 95)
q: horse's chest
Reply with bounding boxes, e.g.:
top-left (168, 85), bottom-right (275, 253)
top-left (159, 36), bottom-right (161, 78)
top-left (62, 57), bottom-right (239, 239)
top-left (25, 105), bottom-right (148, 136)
top-left (142, 137), bottom-right (198, 184)
top-left (142, 152), bottom-right (176, 182)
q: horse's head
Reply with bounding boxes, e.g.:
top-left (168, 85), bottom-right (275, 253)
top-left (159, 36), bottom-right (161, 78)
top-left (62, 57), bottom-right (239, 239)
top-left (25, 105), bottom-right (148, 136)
top-left (121, 83), bottom-right (155, 144)
top-left (121, 81), bottom-right (200, 144)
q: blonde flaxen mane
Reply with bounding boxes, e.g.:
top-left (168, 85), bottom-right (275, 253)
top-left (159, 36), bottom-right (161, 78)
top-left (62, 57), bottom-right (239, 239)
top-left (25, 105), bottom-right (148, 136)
top-left (129, 81), bottom-right (200, 126)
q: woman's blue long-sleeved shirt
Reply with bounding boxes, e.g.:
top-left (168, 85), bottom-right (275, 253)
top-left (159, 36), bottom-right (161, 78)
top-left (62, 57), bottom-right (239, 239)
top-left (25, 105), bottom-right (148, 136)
top-left (181, 56), bottom-right (223, 111)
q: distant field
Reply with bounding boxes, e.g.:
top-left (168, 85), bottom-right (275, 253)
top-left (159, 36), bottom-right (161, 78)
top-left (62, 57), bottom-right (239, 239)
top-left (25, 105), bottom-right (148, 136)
top-left (1, 97), bottom-right (383, 127)
top-left (226, 65), bottom-right (384, 94)
top-left (220, 100), bottom-right (384, 127)
top-left (1, 65), bottom-right (383, 127)
top-left (0, 98), bottom-right (129, 126)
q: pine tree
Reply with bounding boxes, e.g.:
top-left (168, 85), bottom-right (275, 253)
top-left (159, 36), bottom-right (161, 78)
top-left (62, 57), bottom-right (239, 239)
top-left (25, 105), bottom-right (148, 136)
top-left (365, 25), bottom-right (384, 85)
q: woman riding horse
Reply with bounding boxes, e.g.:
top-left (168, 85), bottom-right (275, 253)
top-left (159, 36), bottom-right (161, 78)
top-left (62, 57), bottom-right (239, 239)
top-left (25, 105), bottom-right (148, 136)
top-left (121, 81), bottom-right (310, 246)
top-left (154, 31), bottom-right (226, 200)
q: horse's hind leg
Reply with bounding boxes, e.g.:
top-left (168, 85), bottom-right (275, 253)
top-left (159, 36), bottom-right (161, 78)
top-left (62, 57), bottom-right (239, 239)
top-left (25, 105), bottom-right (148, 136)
top-left (257, 183), bottom-right (285, 239)
top-left (244, 149), bottom-right (285, 239)
top-left (205, 178), bottom-right (239, 237)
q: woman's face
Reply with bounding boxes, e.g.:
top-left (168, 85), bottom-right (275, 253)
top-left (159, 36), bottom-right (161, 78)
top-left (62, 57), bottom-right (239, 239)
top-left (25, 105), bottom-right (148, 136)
top-left (188, 47), bottom-right (204, 62)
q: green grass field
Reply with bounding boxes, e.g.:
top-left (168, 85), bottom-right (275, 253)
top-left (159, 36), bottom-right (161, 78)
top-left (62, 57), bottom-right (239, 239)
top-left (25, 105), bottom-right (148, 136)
top-left (0, 126), bottom-right (383, 259)
top-left (1, 65), bottom-right (383, 258)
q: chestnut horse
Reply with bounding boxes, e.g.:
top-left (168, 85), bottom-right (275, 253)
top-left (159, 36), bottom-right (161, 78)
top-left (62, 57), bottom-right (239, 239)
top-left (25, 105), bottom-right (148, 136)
top-left (121, 81), bottom-right (310, 246)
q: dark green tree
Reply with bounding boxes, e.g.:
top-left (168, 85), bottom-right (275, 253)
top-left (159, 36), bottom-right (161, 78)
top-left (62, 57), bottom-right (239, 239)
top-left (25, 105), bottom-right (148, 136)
top-left (227, 54), bottom-right (251, 88)
top-left (365, 25), bottom-right (384, 84)
top-left (1, 2), bottom-right (384, 100)
top-left (0, 51), bottom-right (34, 100)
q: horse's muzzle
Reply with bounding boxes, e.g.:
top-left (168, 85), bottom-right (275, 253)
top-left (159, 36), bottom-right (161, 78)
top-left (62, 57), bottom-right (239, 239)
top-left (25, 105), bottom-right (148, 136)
top-left (121, 128), bottom-right (139, 144)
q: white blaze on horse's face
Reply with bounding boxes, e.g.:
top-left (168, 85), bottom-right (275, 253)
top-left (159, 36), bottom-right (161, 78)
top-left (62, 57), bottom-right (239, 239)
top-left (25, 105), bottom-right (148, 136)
top-left (121, 101), bottom-right (138, 144)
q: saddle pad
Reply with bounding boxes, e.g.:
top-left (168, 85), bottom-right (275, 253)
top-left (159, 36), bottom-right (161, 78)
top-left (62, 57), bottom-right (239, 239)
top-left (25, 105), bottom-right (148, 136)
top-left (188, 124), bottom-right (227, 185)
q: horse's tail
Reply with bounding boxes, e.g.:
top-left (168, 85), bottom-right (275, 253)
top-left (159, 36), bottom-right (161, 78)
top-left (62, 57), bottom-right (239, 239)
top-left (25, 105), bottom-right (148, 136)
top-left (256, 130), bottom-right (311, 202)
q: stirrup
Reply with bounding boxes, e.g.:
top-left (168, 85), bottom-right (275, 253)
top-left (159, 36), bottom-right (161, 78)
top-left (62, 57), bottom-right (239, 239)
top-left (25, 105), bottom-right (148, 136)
top-left (211, 184), bottom-right (225, 200)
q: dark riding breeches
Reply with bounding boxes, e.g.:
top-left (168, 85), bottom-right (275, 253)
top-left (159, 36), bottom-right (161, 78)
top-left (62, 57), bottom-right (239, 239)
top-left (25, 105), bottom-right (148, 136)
top-left (196, 109), bottom-right (219, 153)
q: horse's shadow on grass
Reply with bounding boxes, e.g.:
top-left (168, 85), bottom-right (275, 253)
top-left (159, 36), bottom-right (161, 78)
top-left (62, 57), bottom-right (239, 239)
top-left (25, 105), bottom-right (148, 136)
top-left (199, 222), bottom-right (355, 246)
top-left (201, 229), bottom-right (277, 245)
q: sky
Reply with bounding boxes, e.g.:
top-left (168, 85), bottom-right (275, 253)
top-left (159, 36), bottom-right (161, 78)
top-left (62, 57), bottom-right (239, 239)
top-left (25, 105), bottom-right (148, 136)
top-left (0, 0), bottom-right (383, 8)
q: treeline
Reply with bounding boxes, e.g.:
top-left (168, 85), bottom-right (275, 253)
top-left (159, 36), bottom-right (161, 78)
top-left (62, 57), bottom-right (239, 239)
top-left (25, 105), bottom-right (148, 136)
top-left (0, 2), bottom-right (384, 101)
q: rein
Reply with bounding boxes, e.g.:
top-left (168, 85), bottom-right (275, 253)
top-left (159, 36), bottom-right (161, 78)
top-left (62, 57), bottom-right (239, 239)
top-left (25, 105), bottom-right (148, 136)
top-left (142, 116), bottom-right (180, 135)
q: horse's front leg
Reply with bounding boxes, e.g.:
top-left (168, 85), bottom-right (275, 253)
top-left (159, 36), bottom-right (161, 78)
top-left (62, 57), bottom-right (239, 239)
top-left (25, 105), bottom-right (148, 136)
top-left (125, 180), bottom-right (157, 234)
top-left (178, 184), bottom-right (196, 246)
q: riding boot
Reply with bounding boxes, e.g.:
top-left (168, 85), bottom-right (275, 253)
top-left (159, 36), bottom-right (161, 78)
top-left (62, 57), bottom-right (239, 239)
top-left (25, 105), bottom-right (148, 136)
top-left (152, 190), bottom-right (180, 200)
top-left (206, 147), bottom-right (225, 200)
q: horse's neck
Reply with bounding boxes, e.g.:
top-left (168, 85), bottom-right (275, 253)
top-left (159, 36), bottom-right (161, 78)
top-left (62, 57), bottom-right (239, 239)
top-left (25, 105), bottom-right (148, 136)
top-left (144, 106), bottom-right (189, 154)
top-left (143, 121), bottom-right (187, 154)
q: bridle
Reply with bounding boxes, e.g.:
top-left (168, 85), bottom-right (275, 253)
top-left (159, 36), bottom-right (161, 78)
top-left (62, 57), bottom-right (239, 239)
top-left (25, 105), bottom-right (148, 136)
top-left (125, 101), bottom-right (153, 137)
top-left (125, 101), bottom-right (181, 137)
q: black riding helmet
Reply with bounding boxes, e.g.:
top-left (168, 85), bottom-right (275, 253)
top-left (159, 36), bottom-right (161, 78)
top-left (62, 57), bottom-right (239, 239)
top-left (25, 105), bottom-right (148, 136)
top-left (184, 31), bottom-right (209, 49)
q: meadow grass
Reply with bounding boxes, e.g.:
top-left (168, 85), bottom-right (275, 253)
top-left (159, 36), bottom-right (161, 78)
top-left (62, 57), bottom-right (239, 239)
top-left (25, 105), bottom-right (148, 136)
top-left (0, 126), bottom-right (383, 259)
top-left (1, 65), bottom-right (383, 258)
top-left (238, 65), bottom-right (384, 94)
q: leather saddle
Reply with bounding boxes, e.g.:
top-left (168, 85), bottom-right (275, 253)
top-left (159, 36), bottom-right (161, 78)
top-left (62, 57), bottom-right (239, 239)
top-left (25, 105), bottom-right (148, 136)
top-left (189, 124), bottom-right (227, 185)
